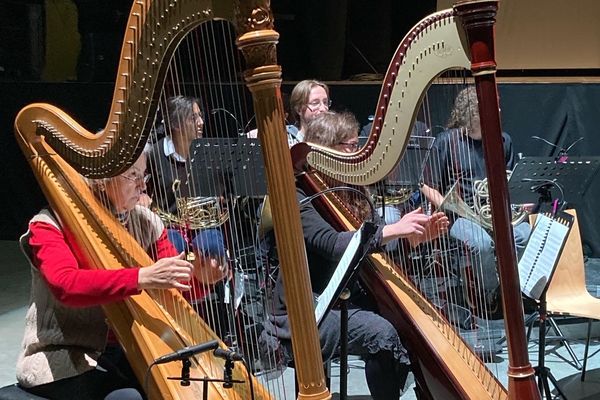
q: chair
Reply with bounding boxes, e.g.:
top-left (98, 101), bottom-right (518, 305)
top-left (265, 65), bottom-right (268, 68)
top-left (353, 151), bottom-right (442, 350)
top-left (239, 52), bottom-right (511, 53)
top-left (539, 209), bottom-right (600, 381)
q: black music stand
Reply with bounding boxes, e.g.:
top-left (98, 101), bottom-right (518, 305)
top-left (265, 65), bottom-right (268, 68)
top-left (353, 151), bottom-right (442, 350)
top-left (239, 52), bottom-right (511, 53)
top-left (188, 137), bottom-right (267, 197)
top-left (313, 221), bottom-right (377, 400)
top-left (509, 158), bottom-right (599, 400)
top-left (509, 156), bottom-right (600, 207)
top-left (518, 212), bottom-right (573, 400)
top-left (372, 135), bottom-right (435, 203)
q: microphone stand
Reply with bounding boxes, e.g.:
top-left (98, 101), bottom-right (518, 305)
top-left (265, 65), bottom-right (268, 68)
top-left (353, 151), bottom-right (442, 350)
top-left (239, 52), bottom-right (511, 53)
top-left (180, 358), bottom-right (192, 387)
top-left (222, 359), bottom-right (235, 389)
top-left (167, 356), bottom-right (246, 400)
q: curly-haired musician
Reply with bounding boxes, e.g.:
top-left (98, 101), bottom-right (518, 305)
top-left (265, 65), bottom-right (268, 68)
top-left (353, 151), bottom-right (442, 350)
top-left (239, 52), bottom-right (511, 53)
top-left (421, 86), bottom-right (531, 315)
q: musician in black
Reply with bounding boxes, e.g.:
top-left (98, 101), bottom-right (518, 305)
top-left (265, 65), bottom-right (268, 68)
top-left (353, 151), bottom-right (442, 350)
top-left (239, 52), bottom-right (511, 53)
top-left (144, 95), bottom-right (229, 286)
top-left (261, 111), bottom-right (449, 399)
top-left (421, 86), bottom-right (531, 314)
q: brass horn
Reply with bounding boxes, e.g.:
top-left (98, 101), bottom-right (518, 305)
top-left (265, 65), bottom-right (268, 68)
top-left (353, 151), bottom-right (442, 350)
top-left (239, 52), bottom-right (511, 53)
top-left (153, 178), bottom-right (229, 230)
top-left (154, 196), bottom-right (229, 230)
top-left (439, 181), bottom-right (494, 230)
top-left (440, 173), bottom-right (529, 231)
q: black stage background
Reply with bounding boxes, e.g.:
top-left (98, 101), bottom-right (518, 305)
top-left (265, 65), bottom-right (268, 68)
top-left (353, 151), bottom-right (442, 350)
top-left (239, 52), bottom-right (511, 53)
top-left (2, 81), bottom-right (599, 257)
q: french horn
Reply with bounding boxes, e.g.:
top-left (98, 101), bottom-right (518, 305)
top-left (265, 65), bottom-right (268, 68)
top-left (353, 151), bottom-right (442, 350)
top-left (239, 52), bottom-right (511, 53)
top-left (372, 186), bottom-right (414, 207)
top-left (440, 170), bottom-right (528, 231)
top-left (153, 177), bottom-right (229, 230)
top-left (155, 196), bottom-right (229, 230)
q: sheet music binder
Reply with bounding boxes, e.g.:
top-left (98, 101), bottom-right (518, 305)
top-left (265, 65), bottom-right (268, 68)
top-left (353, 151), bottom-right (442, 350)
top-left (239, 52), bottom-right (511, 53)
top-left (314, 221), bottom-right (377, 326)
top-left (518, 211), bottom-right (574, 300)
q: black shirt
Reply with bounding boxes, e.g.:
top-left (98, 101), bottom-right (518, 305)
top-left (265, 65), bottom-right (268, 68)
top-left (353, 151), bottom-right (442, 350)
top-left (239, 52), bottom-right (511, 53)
top-left (428, 129), bottom-right (514, 206)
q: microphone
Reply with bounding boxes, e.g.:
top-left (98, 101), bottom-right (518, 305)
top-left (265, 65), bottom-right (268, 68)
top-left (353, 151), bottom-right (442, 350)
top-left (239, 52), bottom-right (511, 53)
top-left (210, 108), bottom-right (243, 135)
top-left (154, 340), bottom-right (219, 365)
top-left (213, 347), bottom-right (245, 361)
top-left (531, 135), bottom-right (584, 163)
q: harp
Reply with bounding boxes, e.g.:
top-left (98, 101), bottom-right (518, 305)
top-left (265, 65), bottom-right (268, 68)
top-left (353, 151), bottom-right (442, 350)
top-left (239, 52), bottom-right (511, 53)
top-left (14, 1), bottom-right (330, 399)
top-left (292, 1), bottom-right (541, 399)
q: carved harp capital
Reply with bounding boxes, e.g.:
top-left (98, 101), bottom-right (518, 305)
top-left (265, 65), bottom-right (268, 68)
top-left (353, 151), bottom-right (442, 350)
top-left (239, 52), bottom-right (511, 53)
top-left (235, 1), bottom-right (279, 77)
top-left (236, 1), bottom-right (274, 31)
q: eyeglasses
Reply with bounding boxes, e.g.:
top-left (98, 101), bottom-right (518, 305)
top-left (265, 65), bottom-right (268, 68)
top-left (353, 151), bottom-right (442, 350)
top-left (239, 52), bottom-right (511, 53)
top-left (121, 172), bottom-right (151, 185)
top-left (338, 141), bottom-right (360, 151)
top-left (306, 99), bottom-right (332, 112)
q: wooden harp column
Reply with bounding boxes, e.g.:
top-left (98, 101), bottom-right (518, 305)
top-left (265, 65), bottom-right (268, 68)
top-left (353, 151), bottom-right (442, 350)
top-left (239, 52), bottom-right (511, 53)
top-left (454, 2), bottom-right (538, 398)
top-left (235, 2), bottom-right (331, 400)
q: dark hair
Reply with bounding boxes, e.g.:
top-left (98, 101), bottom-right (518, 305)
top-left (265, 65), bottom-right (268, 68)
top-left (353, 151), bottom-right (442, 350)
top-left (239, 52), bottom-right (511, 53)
top-left (165, 95), bottom-right (202, 134)
top-left (281, 92), bottom-right (292, 123)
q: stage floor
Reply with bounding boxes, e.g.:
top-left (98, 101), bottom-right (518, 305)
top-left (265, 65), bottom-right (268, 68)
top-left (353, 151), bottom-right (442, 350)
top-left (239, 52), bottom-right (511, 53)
top-left (2, 240), bottom-right (600, 399)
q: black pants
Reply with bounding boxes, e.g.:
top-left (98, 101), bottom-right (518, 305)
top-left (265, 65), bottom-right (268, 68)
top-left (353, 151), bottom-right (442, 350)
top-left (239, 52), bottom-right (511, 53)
top-left (278, 304), bottom-right (410, 400)
top-left (25, 346), bottom-right (143, 400)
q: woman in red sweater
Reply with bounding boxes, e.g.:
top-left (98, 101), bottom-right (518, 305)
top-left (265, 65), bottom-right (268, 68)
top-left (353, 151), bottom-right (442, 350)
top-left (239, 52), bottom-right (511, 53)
top-left (16, 151), bottom-right (227, 400)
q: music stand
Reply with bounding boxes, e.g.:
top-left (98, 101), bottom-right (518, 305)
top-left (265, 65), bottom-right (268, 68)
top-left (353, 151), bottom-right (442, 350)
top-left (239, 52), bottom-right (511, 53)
top-left (518, 211), bottom-right (573, 400)
top-left (378, 135), bottom-right (435, 189)
top-left (509, 158), bottom-right (600, 399)
top-left (509, 156), bottom-right (600, 206)
top-left (188, 137), bottom-right (267, 197)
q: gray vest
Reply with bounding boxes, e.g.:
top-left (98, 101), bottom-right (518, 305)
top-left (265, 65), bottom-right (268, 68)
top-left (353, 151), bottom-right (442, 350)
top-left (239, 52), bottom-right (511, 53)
top-left (16, 206), bottom-right (164, 387)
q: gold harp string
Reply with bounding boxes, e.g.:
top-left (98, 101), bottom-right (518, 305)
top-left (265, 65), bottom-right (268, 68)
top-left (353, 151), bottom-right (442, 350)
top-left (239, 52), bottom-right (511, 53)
top-left (149, 17), bottom-right (288, 392)
top-left (419, 79), bottom-right (498, 360)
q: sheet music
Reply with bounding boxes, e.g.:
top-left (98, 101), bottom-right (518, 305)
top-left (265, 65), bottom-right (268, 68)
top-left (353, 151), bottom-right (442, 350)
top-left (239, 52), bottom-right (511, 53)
top-left (314, 227), bottom-right (364, 325)
top-left (518, 213), bottom-right (571, 300)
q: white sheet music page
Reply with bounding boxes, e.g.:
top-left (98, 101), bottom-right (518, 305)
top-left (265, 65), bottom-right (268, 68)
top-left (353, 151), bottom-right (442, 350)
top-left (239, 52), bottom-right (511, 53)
top-left (518, 213), bottom-right (570, 300)
top-left (314, 227), bottom-right (363, 325)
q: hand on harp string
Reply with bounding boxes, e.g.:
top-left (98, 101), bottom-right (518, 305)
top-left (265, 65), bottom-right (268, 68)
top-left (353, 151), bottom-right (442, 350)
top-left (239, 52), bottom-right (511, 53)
top-left (381, 207), bottom-right (449, 248)
top-left (137, 248), bottom-right (229, 290)
top-left (137, 252), bottom-right (194, 291)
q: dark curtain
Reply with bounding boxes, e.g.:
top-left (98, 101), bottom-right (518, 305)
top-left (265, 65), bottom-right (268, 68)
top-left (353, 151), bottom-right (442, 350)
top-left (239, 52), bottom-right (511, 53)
top-left (3, 82), bottom-right (600, 258)
top-left (501, 84), bottom-right (600, 257)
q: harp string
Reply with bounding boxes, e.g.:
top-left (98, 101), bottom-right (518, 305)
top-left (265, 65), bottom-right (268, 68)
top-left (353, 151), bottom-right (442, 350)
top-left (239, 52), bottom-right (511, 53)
top-left (136, 19), bottom-right (290, 393)
top-left (428, 78), bottom-right (503, 366)
top-left (328, 76), bottom-right (506, 381)
top-left (15, 1), bottom-right (306, 397)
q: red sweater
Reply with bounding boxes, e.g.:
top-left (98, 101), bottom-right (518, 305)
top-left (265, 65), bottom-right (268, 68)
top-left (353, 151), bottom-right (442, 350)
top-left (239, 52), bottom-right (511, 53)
top-left (29, 221), bottom-right (178, 307)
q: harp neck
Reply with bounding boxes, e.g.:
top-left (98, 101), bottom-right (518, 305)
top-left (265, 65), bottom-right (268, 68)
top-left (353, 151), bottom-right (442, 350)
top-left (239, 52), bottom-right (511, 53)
top-left (303, 8), bottom-right (470, 186)
top-left (15, 0), bottom-right (218, 178)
